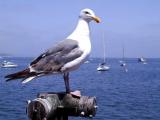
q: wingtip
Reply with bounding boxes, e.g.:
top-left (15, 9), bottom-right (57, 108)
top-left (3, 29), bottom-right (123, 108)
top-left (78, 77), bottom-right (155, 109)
top-left (5, 74), bottom-right (10, 78)
top-left (6, 78), bottom-right (13, 82)
top-left (6, 79), bottom-right (10, 82)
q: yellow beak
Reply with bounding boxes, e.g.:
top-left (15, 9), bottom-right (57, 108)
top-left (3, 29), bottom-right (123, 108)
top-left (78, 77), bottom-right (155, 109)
top-left (92, 16), bottom-right (101, 23)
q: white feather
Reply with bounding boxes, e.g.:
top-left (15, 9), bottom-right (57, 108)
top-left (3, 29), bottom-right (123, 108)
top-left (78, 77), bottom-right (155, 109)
top-left (22, 76), bottom-right (35, 84)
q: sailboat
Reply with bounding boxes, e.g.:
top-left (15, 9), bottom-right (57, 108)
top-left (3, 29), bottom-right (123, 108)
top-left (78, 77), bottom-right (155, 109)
top-left (97, 32), bottom-right (110, 71)
top-left (119, 44), bottom-right (128, 72)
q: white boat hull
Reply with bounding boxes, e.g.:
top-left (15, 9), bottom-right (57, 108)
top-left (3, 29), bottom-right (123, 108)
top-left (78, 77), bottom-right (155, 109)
top-left (1, 61), bottom-right (18, 68)
top-left (1, 64), bottom-right (18, 68)
top-left (120, 63), bottom-right (126, 67)
top-left (138, 58), bottom-right (146, 62)
top-left (97, 65), bottom-right (110, 71)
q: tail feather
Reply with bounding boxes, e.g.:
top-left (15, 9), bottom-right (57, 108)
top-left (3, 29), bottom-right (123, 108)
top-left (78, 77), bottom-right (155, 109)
top-left (5, 68), bottom-right (30, 81)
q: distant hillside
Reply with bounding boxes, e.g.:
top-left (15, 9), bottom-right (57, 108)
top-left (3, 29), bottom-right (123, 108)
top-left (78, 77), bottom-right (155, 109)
top-left (0, 53), bottom-right (11, 57)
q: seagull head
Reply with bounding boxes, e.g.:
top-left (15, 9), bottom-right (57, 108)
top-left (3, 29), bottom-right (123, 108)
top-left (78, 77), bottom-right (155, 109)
top-left (79, 8), bottom-right (101, 23)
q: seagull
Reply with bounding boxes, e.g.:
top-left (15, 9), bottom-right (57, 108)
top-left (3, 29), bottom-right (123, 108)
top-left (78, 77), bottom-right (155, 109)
top-left (5, 8), bottom-right (100, 95)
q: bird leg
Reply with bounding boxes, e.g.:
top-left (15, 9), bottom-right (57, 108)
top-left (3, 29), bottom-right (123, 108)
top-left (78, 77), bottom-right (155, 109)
top-left (63, 72), bottom-right (81, 98)
top-left (63, 72), bottom-right (70, 93)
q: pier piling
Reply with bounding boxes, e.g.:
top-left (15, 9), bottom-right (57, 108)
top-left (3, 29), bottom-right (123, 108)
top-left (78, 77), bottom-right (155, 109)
top-left (26, 92), bottom-right (97, 120)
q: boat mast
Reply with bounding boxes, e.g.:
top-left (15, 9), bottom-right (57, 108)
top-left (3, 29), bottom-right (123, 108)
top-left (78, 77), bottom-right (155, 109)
top-left (123, 44), bottom-right (124, 61)
top-left (102, 32), bottom-right (106, 63)
top-left (121, 40), bottom-right (125, 61)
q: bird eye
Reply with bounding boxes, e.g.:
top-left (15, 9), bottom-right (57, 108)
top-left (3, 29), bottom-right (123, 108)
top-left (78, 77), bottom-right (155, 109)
top-left (84, 11), bottom-right (90, 14)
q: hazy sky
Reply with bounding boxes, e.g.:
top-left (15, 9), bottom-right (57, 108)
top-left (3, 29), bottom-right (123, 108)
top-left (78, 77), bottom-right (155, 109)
top-left (0, 0), bottom-right (160, 58)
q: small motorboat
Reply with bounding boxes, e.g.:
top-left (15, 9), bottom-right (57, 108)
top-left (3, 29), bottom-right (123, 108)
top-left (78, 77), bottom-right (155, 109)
top-left (138, 57), bottom-right (147, 64)
top-left (84, 60), bottom-right (90, 64)
top-left (1, 61), bottom-right (18, 68)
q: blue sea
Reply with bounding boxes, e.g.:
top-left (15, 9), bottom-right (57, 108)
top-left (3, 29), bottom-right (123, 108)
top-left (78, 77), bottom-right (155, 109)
top-left (0, 57), bottom-right (160, 120)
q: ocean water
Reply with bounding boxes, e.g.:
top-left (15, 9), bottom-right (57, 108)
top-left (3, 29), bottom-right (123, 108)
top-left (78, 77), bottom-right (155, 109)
top-left (0, 57), bottom-right (160, 120)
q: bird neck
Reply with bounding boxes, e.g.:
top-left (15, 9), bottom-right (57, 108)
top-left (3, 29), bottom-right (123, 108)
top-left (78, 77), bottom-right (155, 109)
top-left (67, 18), bottom-right (90, 40)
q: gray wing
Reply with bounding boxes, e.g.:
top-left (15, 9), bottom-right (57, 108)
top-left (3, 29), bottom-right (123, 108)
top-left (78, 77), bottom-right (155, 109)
top-left (30, 39), bottom-right (83, 72)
